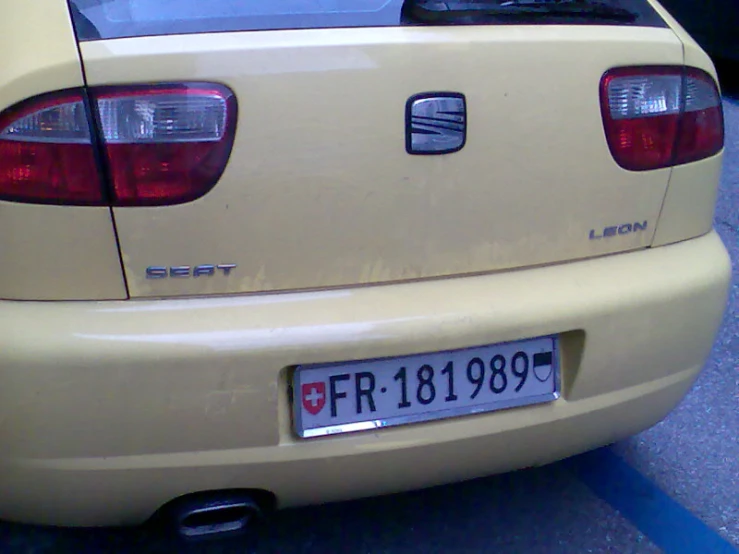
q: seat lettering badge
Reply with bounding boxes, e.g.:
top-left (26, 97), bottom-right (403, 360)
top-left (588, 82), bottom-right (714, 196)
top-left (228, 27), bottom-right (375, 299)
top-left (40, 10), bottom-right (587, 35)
top-left (146, 264), bottom-right (237, 279)
top-left (589, 221), bottom-right (648, 240)
top-left (406, 93), bottom-right (467, 155)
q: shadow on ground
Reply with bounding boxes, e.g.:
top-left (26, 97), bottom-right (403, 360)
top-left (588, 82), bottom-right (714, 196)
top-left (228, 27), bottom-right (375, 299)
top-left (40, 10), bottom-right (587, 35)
top-left (0, 460), bottom-right (656, 554)
top-left (716, 58), bottom-right (739, 98)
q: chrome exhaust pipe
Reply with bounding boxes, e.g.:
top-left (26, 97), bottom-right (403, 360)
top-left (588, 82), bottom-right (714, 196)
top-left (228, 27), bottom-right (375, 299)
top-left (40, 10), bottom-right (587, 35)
top-left (173, 493), bottom-right (262, 541)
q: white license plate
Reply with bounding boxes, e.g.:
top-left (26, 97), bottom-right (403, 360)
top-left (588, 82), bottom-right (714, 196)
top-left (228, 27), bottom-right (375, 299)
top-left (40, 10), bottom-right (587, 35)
top-left (293, 336), bottom-right (559, 438)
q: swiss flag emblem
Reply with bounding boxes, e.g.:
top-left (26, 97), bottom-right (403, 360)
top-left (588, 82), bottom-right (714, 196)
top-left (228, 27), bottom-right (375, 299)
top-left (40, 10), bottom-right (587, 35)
top-left (301, 382), bottom-right (327, 416)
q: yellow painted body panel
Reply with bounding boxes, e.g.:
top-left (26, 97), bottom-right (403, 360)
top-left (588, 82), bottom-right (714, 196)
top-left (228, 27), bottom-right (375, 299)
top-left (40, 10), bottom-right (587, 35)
top-left (0, 1), bottom-right (126, 300)
top-left (0, 231), bottom-right (730, 526)
top-left (648, 0), bottom-right (725, 247)
top-left (80, 26), bottom-right (684, 298)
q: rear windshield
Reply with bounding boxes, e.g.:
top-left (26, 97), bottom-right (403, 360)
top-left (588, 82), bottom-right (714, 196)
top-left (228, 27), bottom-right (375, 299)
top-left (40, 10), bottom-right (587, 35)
top-left (68, 0), bottom-right (665, 41)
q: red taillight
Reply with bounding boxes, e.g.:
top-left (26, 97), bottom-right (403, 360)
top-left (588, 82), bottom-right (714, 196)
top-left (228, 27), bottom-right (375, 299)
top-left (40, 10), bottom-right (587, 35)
top-left (0, 90), bottom-right (104, 205)
top-left (674, 68), bottom-right (725, 165)
top-left (93, 83), bottom-right (237, 206)
top-left (0, 83), bottom-right (237, 207)
top-left (600, 66), bottom-right (724, 171)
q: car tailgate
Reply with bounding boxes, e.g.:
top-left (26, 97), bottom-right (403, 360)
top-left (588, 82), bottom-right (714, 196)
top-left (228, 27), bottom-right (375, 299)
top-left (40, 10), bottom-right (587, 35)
top-left (78, 25), bottom-right (684, 298)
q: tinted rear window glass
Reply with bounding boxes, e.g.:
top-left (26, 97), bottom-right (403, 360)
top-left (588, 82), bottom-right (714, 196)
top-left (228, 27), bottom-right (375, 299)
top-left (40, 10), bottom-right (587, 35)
top-left (68, 0), bottom-right (665, 41)
top-left (70, 0), bottom-right (405, 39)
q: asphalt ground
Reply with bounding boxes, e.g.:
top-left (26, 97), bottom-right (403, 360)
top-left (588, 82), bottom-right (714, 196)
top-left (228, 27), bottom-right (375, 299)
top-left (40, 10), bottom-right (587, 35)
top-left (1, 73), bottom-right (737, 554)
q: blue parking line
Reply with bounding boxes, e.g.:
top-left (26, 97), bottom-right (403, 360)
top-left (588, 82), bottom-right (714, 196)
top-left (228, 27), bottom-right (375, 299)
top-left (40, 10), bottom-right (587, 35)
top-left (565, 447), bottom-right (738, 554)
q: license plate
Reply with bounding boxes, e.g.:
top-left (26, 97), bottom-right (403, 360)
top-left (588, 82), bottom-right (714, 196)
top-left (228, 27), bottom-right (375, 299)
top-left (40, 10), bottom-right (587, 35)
top-left (293, 336), bottom-right (559, 438)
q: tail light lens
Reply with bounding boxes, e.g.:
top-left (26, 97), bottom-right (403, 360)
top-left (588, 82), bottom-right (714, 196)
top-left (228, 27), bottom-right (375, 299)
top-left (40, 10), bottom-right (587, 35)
top-left (600, 66), bottom-right (724, 171)
top-left (93, 83), bottom-right (237, 206)
top-left (675, 68), bottom-right (725, 165)
top-left (0, 91), bottom-right (104, 205)
top-left (0, 83), bottom-right (236, 207)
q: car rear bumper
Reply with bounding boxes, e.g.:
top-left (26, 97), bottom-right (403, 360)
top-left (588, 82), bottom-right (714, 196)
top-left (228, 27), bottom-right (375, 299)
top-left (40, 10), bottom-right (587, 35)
top-left (0, 231), bottom-right (730, 527)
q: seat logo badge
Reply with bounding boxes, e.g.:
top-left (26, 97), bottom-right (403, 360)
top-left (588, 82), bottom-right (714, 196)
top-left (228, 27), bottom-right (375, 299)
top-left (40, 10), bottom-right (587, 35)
top-left (406, 92), bottom-right (467, 155)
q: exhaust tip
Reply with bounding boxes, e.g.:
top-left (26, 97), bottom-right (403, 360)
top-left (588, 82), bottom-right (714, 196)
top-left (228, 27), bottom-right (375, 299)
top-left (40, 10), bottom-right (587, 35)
top-left (172, 493), bottom-right (263, 541)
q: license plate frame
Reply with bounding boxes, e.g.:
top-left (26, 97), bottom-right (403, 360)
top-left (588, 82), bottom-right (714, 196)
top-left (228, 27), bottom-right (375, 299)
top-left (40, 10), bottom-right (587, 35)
top-left (293, 336), bottom-right (560, 439)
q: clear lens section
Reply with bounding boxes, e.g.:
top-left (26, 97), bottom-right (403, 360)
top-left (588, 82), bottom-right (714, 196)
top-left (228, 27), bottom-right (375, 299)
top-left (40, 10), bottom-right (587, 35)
top-left (97, 93), bottom-right (227, 144)
top-left (684, 75), bottom-right (721, 112)
top-left (607, 75), bottom-right (682, 120)
top-left (0, 101), bottom-right (91, 143)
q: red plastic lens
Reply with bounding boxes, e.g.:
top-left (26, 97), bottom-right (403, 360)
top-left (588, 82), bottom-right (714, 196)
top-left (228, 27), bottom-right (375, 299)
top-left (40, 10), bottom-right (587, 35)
top-left (674, 107), bottom-right (723, 165)
top-left (600, 66), bottom-right (724, 171)
top-left (104, 141), bottom-right (232, 205)
top-left (0, 141), bottom-right (103, 205)
top-left (93, 83), bottom-right (237, 206)
top-left (674, 68), bottom-right (724, 165)
top-left (0, 90), bottom-right (104, 205)
top-left (602, 112), bottom-right (680, 171)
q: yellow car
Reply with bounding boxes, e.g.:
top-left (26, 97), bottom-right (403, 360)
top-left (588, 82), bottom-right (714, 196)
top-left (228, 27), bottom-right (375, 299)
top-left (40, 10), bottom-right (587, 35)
top-left (0, 0), bottom-right (731, 538)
